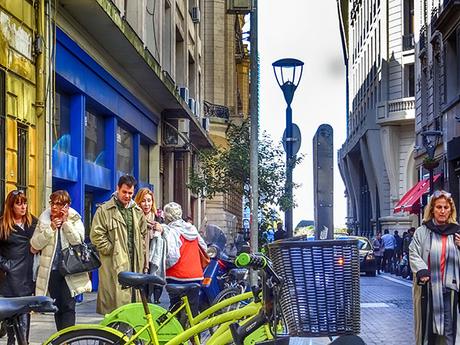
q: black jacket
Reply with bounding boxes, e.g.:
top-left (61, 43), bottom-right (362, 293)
top-left (0, 217), bottom-right (38, 297)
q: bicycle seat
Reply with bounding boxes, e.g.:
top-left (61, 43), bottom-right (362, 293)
top-left (0, 296), bottom-right (57, 321)
top-left (166, 283), bottom-right (201, 296)
top-left (118, 272), bottom-right (166, 289)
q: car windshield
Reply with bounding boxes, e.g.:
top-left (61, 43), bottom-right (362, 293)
top-left (358, 239), bottom-right (372, 250)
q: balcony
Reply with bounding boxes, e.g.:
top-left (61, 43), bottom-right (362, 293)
top-left (204, 101), bottom-right (230, 120)
top-left (402, 34), bottom-right (414, 51)
top-left (433, 0), bottom-right (460, 37)
top-left (376, 97), bottom-right (415, 125)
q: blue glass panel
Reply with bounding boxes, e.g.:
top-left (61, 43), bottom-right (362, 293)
top-left (52, 149), bottom-right (78, 181)
top-left (84, 160), bottom-right (112, 190)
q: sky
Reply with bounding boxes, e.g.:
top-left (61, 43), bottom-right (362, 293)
top-left (258, 0), bottom-right (347, 228)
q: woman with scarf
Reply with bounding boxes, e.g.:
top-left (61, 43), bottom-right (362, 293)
top-left (134, 188), bottom-right (167, 304)
top-left (409, 190), bottom-right (460, 345)
top-left (163, 202), bottom-right (207, 317)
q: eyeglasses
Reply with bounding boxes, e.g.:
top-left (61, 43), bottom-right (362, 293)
top-left (49, 201), bottom-right (68, 208)
top-left (11, 190), bottom-right (25, 196)
top-left (432, 190), bottom-right (452, 199)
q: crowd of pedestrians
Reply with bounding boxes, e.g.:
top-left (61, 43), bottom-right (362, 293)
top-left (372, 227), bottom-right (415, 278)
top-left (0, 175), bottom-right (207, 344)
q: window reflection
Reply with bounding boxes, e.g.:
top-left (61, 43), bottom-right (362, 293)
top-left (117, 126), bottom-right (133, 174)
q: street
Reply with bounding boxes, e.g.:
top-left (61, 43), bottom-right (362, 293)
top-left (1, 273), bottom-right (415, 345)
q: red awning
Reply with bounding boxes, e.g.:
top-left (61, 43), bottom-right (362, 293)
top-left (393, 174), bottom-right (442, 214)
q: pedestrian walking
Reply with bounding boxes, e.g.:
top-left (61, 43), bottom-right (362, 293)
top-left (134, 187), bottom-right (167, 304)
top-left (0, 190), bottom-right (38, 344)
top-left (394, 230), bottom-right (403, 260)
top-left (163, 202), bottom-right (207, 317)
top-left (381, 229), bottom-right (395, 272)
top-left (409, 190), bottom-right (460, 345)
top-left (372, 232), bottom-right (384, 274)
top-left (403, 227), bottom-right (415, 279)
top-left (31, 190), bottom-right (92, 331)
top-left (274, 222), bottom-right (287, 241)
top-left (90, 175), bottom-right (147, 315)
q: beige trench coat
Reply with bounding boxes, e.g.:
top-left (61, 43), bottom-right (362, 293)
top-left (31, 208), bottom-right (92, 298)
top-left (409, 224), bottom-right (460, 344)
top-left (90, 196), bottom-right (147, 315)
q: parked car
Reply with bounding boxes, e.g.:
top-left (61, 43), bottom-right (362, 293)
top-left (305, 234), bottom-right (377, 276)
top-left (338, 235), bottom-right (376, 276)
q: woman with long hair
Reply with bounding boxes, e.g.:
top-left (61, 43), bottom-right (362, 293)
top-left (410, 190), bottom-right (460, 345)
top-left (0, 190), bottom-right (38, 345)
top-left (134, 188), bottom-right (166, 304)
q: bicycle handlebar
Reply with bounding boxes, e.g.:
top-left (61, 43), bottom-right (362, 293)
top-left (234, 253), bottom-right (282, 285)
top-left (235, 253), bottom-right (267, 269)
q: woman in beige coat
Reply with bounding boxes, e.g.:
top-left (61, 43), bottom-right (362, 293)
top-left (31, 190), bottom-right (92, 331)
top-left (409, 190), bottom-right (460, 345)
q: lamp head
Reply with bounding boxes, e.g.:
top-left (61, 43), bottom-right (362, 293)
top-left (421, 130), bottom-right (442, 159)
top-left (272, 58), bottom-right (304, 105)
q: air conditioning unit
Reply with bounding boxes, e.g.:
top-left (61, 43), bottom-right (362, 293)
top-left (202, 117), bottom-right (210, 132)
top-left (178, 86), bottom-right (189, 102)
top-left (188, 98), bottom-right (196, 114)
top-left (227, 0), bottom-right (253, 14)
top-left (191, 7), bottom-right (200, 23)
top-left (163, 119), bottom-right (190, 147)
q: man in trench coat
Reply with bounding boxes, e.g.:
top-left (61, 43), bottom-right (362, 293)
top-left (90, 175), bottom-right (147, 315)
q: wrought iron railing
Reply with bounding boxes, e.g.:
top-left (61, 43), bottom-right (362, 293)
top-left (204, 101), bottom-right (230, 120)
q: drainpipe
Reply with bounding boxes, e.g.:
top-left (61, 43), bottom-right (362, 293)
top-left (35, 0), bottom-right (46, 117)
top-left (35, 0), bottom-right (48, 211)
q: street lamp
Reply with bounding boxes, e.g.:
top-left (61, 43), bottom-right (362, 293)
top-left (421, 130), bottom-right (442, 195)
top-left (273, 58), bottom-right (304, 238)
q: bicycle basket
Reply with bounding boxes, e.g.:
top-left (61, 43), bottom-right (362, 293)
top-left (268, 239), bottom-right (360, 337)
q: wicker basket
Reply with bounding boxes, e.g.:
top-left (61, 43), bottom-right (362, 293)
top-left (268, 239), bottom-right (360, 337)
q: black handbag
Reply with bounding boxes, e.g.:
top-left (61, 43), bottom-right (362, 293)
top-left (59, 242), bottom-right (101, 276)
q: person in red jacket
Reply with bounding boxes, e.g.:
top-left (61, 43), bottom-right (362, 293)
top-left (163, 202), bottom-right (207, 316)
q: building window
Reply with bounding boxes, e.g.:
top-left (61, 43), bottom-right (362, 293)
top-left (0, 70), bottom-right (5, 210)
top-left (53, 91), bottom-right (71, 152)
top-left (404, 64), bottom-right (415, 97)
top-left (117, 126), bottom-right (133, 174)
top-left (17, 125), bottom-right (28, 191)
top-left (139, 143), bottom-right (150, 183)
top-left (85, 110), bottom-right (105, 165)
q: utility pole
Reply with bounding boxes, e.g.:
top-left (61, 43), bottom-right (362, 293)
top-left (249, 0), bottom-right (259, 284)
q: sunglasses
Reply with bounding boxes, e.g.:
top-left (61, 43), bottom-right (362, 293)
top-left (11, 190), bottom-right (25, 196)
top-left (432, 190), bottom-right (451, 199)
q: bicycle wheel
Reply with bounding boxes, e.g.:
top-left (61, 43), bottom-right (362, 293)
top-left (48, 329), bottom-right (126, 345)
top-left (212, 286), bottom-right (244, 312)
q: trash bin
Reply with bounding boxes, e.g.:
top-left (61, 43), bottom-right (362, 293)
top-left (268, 238), bottom-right (360, 337)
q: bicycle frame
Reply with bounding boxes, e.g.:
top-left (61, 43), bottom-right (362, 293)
top-left (44, 292), bottom-right (264, 345)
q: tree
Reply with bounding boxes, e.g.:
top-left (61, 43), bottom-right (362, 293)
top-left (188, 120), bottom-right (302, 211)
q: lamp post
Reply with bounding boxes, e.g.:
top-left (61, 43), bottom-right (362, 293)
top-left (273, 58), bottom-right (304, 238)
top-left (421, 130), bottom-right (442, 195)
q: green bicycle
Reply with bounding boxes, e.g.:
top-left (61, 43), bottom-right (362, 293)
top-left (43, 269), bottom-right (271, 345)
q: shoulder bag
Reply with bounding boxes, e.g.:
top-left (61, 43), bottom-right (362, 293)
top-left (59, 242), bottom-right (101, 276)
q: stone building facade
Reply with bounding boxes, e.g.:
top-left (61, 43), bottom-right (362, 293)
top-left (203, 1), bottom-right (250, 238)
top-left (338, 0), bottom-right (417, 236)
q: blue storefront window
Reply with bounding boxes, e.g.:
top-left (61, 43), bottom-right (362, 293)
top-left (116, 125), bottom-right (133, 175)
top-left (85, 110), bottom-right (105, 165)
top-left (53, 91), bottom-right (71, 152)
top-left (140, 142), bottom-right (150, 182)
